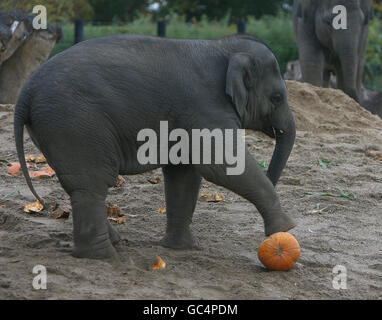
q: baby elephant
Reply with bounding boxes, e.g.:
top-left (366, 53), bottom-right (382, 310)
top-left (14, 34), bottom-right (296, 259)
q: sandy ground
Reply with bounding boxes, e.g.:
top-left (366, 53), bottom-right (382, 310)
top-left (0, 81), bottom-right (381, 300)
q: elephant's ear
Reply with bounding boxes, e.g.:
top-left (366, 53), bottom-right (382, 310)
top-left (226, 53), bottom-right (253, 121)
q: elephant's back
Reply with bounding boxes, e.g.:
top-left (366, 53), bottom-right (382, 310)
top-left (24, 35), bottom-right (227, 114)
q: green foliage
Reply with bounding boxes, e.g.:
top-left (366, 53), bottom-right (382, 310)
top-left (87, 0), bottom-right (148, 23)
top-left (364, 18), bottom-right (382, 90)
top-left (246, 12), bottom-right (298, 73)
top-left (1, 0), bottom-right (94, 22)
top-left (167, 0), bottom-right (284, 22)
top-left (51, 12), bottom-right (297, 73)
top-left (49, 10), bottom-right (381, 89)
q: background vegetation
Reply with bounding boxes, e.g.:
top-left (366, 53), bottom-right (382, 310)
top-left (1, 0), bottom-right (382, 89)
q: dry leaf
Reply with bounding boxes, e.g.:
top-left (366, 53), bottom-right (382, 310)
top-left (23, 200), bottom-right (43, 213)
top-left (7, 162), bottom-right (31, 176)
top-left (209, 193), bottom-right (225, 202)
top-left (107, 215), bottom-right (127, 224)
top-left (148, 178), bottom-right (160, 184)
top-left (29, 167), bottom-right (55, 179)
top-left (106, 204), bottom-right (122, 217)
top-left (156, 207), bottom-right (166, 214)
top-left (7, 162), bottom-right (21, 176)
top-left (25, 155), bottom-right (36, 162)
top-left (115, 175), bottom-right (125, 187)
top-left (48, 203), bottom-right (70, 219)
top-left (199, 193), bottom-right (210, 200)
top-left (203, 183), bottom-right (212, 188)
top-left (42, 166), bottom-right (55, 175)
top-left (35, 155), bottom-right (46, 164)
top-left (200, 193), bottom-right (225, 202)
top-left (366, 150), bottom-right (382, 161)
top-left (49, 206), bottom-right (70, 219)
top-left (151, 256), bottom-right (166, 270)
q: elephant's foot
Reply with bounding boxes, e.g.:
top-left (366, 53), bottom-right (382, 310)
top-left (161, 229), bottom-right (199, 249)
top-left (72, 244), bottom-right (118, 260)
top-left (72, 236), bottom-right (119, 260)
top-left (107, 222), bottom-right (121, 245)
top-left (264, 214), bottom-right (296, 236)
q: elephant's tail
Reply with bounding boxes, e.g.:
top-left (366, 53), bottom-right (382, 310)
top-left (14, 96), bottom-right (45, 208)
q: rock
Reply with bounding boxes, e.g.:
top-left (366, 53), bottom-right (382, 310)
top-left (0, 10), bottom-right (62, 104)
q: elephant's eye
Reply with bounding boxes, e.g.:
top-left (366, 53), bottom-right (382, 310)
top-left (270, 93), bottom-right (283, 105)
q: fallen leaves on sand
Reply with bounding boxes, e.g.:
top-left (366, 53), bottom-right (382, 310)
top-left (108, 216), bottom-right (127, 224)
top-left (23, 200), bottom-right (43, 213)
top-left (29, 167), bottom-right (55, 179)
top-left (115, 175), bottom-right (125, 187)
top-left (200, 193), bottom-right (225, 202)
top-left (308, 204), bottom-right (328, 215)
top-left (25, 155), bottom-right (46, 164)
top-left (258, 160), bottom-right (268, 169)
top-left (156, 207), bottom-right (166, 214)
top-left (7, 162), bottom-right (21, 176)
top-left (151, 256), bottom-right (166, 270)
top-left (6, 162), bottom-right (31, 176)
top-left (0, 190), bottom-right (20, 204)
top-left (318, 158), bottom-right (334, 169)
top-left (106, 203), bottom-right (127, 224)
top-left (202, 183), bottom-right (211, 188)
top-left (106, 203), bottom-right (122, 217)
top-left (338, 189), bottom-right (356, 200)
top-left (48, 203), bottom-right (70, 219)
top-left (301, 189), bottom-right (356, 201)
top-left (7, 161), bottom-right (55, 179)
top-left (35, 155), bottom-right (46, 164)
top-left (366, 149), bottom-right (382, 161)
top-left (148, 178), bottom-right (160, 184)
top-left (25, 155), bottom-right (36, 162)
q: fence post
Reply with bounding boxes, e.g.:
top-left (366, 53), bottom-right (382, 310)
top-left (237, 21), bottom-right (246, 34)
top-left (157, 20), bottom-right (166, 37)
top-left (74, 19), bottom-right (84, 44)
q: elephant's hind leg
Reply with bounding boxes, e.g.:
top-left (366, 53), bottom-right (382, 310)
top-left (59, 174), bottom-right (119, 260)
top-left (161, 165), bottom-right (202, 249)
top-left (107, 220), bottom-right (121, 245)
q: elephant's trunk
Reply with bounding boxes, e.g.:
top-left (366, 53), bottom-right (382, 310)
top-left (332, 13), bottom-right (362, 102)
top-left (266, 109), bottom-right (296, 186)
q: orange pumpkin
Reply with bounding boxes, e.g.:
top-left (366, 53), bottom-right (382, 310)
top-left (258, 232), bottom-right (300, 271)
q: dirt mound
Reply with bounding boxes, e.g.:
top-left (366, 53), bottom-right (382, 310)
top-left (286, 80), bottom-right (382, 142)
top-left (0, 82), bottom-right (381, 300)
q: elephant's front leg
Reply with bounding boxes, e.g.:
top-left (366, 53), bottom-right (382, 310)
top-left (161, 165), bottom-right (202, 249)
top-left (196, 151), bottom-right (295, 236)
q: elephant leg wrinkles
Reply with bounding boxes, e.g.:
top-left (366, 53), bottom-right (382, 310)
top-left (195, 150), bottom-right (295, 236)
top-left (161, 165), bottom-right (202, 249)
top-left (58, 174), bottom-right (120, 260)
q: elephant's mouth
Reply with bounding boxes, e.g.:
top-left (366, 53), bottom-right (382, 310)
top-left (261, 126), bottom-right (284, 139)
top-left (0, 40), bottom-right (6, 52)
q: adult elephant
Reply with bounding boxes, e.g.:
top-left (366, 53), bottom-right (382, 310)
top-left (292, 0), bottom-right (374, 102)
top-left (14, 34), bottom-right (296, 259)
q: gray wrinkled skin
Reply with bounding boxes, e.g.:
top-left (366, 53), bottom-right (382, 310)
top-left (292, 0), bottom-right (374, 102)
top-left (14, 34), bottom-right (296, 259)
